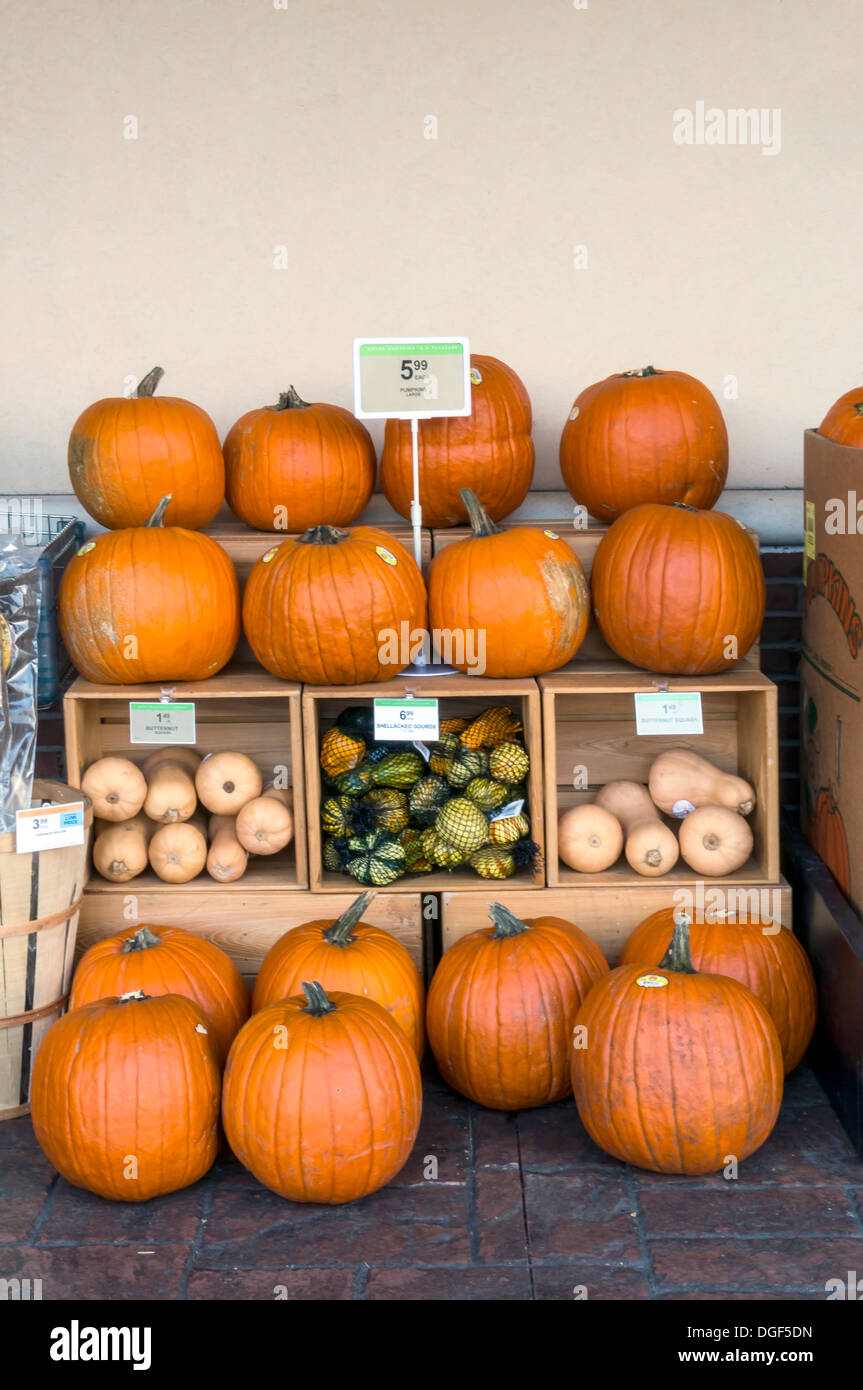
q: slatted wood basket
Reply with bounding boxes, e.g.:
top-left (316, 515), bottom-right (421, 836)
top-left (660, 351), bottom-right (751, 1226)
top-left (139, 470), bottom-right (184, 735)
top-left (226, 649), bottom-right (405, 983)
top-left (0, 779), bottom-right (92, 1119)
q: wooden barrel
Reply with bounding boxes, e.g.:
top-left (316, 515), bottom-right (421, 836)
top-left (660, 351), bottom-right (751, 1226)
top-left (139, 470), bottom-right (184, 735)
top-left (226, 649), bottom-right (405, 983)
top-left (0, 779), bottom-right (92, 1119)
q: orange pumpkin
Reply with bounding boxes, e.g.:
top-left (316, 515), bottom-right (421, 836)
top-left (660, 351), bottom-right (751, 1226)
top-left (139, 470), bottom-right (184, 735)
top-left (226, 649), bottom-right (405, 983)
top-left (559, 366), bottom-right (728, 522)
top-left (591, 503), bottom-right (765, 675)
top-left (70, 924), bottom-right (250, 1064)
top-left (68, 367), bottom-right (224, 530)
top-left (620, 906), bottom-right (816, 1074)
top-left (819, 387), bottom-right (863, 447)
top-left (426, 903), bottom-right (609, 1110)
top-left (242, 525), bottom-right (427, 684)
top-left (572, 913), bottom-right (783, 1174)
top-left (427, 490), bottom-right (589, 677)
top-left (252, 890), bottom-right (425, 1057)
top-left (31, 990), bottom-right (221, 1200)
top-left (224, 386), bottom-right (376, 532)
top-left (222, 981), bottom-right (422, 1203)
top-left (58, 496), bottom-right (240, 683)
top-left (380, 355), bottom-right (534, 527)
top-left (807, 787), bottom-right (851, 897)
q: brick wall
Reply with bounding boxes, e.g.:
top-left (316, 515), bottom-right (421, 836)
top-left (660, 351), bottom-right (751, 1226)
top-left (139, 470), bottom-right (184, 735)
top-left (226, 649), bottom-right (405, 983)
top-left (760, 547), bottom-right (803, 815)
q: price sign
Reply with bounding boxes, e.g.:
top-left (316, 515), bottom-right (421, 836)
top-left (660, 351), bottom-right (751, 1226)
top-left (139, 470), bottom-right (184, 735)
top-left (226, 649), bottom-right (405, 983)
top-left (16, 802), bottom-right (85, 854)
top-left (353, 338), bottom-right (471, 419)
top-left (129, 701), bottom-right (196, 745)
top-left (633, 691), bottom-right (704, 736)
top-left (374, 697), bottom-right (440, 742)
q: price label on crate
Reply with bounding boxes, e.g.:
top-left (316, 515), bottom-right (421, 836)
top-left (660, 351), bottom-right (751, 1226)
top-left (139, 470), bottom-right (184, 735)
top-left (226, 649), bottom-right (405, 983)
top-left (633, 691), bottom-right (703, 736)
top-left (373, 697), bottom-right (440, 742)
top-left (16, 802), bottom-right (85, 854)
top-left (129, 701), bottom-right (196, 745)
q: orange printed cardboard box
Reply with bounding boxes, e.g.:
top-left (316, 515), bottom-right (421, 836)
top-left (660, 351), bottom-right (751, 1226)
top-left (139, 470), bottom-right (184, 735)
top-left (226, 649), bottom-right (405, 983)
top-left (801, 428), bottom-right (863, 914)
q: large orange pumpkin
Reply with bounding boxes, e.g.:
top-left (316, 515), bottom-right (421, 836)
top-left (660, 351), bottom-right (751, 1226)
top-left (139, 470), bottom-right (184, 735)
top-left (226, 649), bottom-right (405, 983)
top-left (572, 913), bottom-right (783, 1174)
top-left (620, 906), bottom-right (816, 1074)
top-left (31, 990), bottom-right (221, 1201)
top-left (819, 387), bottom-right (863, 447)
top-left (70, 924), bottom-right (250, 1064)
top-left (68, 367), bottom-right (224, 530)
top-left (224, 386), bottom-right (376, 532)
top-left (807, 787), bottom-right (851, 897)
top-left (252, 890), bottom-right (425, 1057)
top-left (559, 365), bottom-right (728, 522)
top-left (591, 502), bottom-right (765, 675)
top-left (223, 981), bottom-right (422, 1203)
top-left (380, 354), bottom-right (534, 528)
top-left (242, 524), bottom-right (427, 684)
top-left (59, 495), bottom-right (240, 683)
top-left (427, 490), bottom-right (589, 677)
top-left (426, 903), bottom-right (609, 1110)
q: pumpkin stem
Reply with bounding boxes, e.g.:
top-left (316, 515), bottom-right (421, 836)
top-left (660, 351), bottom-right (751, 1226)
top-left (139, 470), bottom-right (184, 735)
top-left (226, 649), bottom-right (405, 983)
top-left (324, 889), bottom-right (375, 945)
top-left (145, 495), bottom-right (172, 527)
top-left (296, 525), bottom-right (350, 546)
top-left (738, 798), bottom-right (755, 816)
top-left (672, 502), bottom-right (698, 513)
top-left (274, 385), bottom-right (311, 411)
top-left (301, 980), bottom-right (338, 1015)
top-left (135, 366), bottom-right (164, 397)
top-left (121, 926), bottom-right (161, 953)
top-left (488, 902), bottom-right (530, 938)
top-left (658, 912), bottom-right (697, 974)
top-left (460, 488), bottom-right (501, 538)
top-left (118, 989), bottom-right (148, 1003)
top-left (620, 365), bottom-right (660, 378)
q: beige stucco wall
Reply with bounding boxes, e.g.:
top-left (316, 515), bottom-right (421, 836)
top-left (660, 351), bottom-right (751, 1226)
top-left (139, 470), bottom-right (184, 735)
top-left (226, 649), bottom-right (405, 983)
top-left (1, 0), bottom-right (860, 496)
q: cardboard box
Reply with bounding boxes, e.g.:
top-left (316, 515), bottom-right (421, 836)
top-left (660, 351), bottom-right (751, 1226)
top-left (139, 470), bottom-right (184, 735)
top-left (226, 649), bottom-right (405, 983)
top-left (801, 428), bottom-right (863, 914)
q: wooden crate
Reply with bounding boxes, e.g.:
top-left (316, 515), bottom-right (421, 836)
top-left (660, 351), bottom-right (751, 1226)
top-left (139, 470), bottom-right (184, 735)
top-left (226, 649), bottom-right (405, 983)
top-left (442, 878), bottom-right (792, 965)
top-left (303, 673), bottom-right (544, 892)
top-left (77, 890), bottom-right (426, 990)
top-left (63, 663), bottom-right (308, 891)
top-left (540, 664), bottom-right (779, 887)
top-left (431, 518), bottom-right (761, 668)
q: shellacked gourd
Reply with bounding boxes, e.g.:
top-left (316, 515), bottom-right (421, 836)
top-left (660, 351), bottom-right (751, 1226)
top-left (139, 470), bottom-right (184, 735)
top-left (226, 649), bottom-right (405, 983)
top-left (82, 757), bottom-right (147, 822)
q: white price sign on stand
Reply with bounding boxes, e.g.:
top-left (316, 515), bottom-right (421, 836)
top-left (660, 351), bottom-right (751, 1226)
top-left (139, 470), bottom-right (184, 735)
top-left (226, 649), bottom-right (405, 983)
top-left (129, 701), bottom-right (196, 745)
top-left (352, 338), bottom-right (472, 419)
top-left (16, 802), bottom-right (85, 854)
top-left (633, 691), bottom-right (704, 736)
top-left (374, 697), bottom-right (440, 742)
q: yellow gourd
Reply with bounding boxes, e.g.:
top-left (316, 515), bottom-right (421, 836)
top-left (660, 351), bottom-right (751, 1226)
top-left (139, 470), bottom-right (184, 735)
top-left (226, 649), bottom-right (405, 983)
top-left (648, 748), bottom-right (756, 819)
top-left (143, 759), bottom-right (198, 823)
top-left (235, 796), bottom-right (294, 856)
top-left (81, 757), bottom-right (147, 822)
top-left (595, 781), bottom-right (679, 878)
top-left (93, 824), bottom-right (149, 882)
top-left (195, 752), bottom-right (263, 815)
top-left (557, 804), bottom-right (623, 873)
top-left (148, 821), bottom-right (208, 883)
top-left (678, 805), bottom-right (754, 876)
top-left (206, 825), bottom-right (249, 883)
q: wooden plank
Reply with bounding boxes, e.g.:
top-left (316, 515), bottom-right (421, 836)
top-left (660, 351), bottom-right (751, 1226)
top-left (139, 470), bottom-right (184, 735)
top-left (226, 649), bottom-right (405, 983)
top-left (203, 521), bottom-right (433, 582)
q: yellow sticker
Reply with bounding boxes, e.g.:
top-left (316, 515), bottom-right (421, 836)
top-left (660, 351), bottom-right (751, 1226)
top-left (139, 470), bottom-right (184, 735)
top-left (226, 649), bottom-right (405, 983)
top-left (636, 974), bottom-right (669, 989)
top-left (76, 541), bottom-right (96, 556)
top-left (0, 613), bottom-right (12, 673)
top-left (569, 406), bottom-right (580, 421)
top-left (376, 546), bottom-right (397, 566)
top-left (262, 547), bottom-right (278, 563)
top-left (543, 529), bottom-right (560, 540)
top-left (470, 367), bottom-right (483, 385)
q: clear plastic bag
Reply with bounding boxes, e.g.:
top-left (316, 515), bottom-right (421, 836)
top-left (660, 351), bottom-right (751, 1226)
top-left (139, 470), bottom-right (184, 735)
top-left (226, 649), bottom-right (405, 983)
top-left (0, 539), bottom-right (42, 832)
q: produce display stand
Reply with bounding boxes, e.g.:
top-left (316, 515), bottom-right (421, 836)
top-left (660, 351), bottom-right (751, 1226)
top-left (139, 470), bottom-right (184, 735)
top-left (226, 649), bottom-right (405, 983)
top-left (63, 663), bottom-right (308, 892)
top-left (303, 672), bottom-right (544, 891)
top-left (540, 662), bottom-right (779, 887)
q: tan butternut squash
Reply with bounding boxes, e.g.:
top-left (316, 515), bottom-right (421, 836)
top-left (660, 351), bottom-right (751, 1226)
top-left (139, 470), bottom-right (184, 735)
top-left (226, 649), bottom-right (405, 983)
top-left (208, 813), bottom-right (237, 842)
top-left (557, 804), bottom-right (623, 873)
top-left (93, 824), bottom-right (149, 882)
top-left (206, 825), bottom-right (249, 883)
top-left (195, 752), bottom-right (263, 815)
top-left (148, 821), bottom-right (208, 883)
top-left (95, 812), bottom-right (156, 841)
top-left (649, 748), bottom-right (756, 819)
top-left (678, 804), bottom-right (754, 876)
top-left (81, 757), bottom-right (147, 822)
top-left (263, 781), bottom-right (293, 809)
top-left (595, 780), bottom-right (679, 878)
top-left (143, 759), bottom-right (198, 823)
top-left (235, 795), bottom-right (294, 856)
top-left (140, 746), bottom-right (202, 780)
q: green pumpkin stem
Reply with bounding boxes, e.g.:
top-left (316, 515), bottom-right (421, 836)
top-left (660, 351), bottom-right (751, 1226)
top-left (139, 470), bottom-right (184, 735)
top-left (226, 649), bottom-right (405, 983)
top-left (274, 385), bottom-right (310, 411)
top-left (488, 902), bottom-right (530, 938)
top-left (121, 926), bottom-right (161, 953)
top-left (460, 488), bottom-right (501, 539)
top-left (146, 495), bottom-right (172, 527)
top-left (297, 524), bottom-right (349, 546)
top-left (855, 402), bottom-right (863, 416)
top-left (301, 980), bottom-right (338, 1015)
top-left (136, 366), bottom-right (164, 397)
top-left (324, 890), bottom-right (375, 945)
top-left (658, 912), bottom-right (697, 974)
top-left (620, 365), bottom-right (659, 378)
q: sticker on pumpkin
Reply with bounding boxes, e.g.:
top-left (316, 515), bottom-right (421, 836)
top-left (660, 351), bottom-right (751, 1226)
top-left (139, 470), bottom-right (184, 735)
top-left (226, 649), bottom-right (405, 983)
top-left (470, 367), bottom-right (483, 385)
top-left (376, 546), bottom-right (397, 566)
top-left (569, 407), bottom-right (579, 421)
top-left (76, 541), bottom-right (96, 556)
top-left (543, 530), bottom-right (560, 540)
top-left (671, 798), bottom-right (696, 818)
top-left (261, 547), bottom-right (278, 563)
top-left (635, 974), bottom-right (669, 989)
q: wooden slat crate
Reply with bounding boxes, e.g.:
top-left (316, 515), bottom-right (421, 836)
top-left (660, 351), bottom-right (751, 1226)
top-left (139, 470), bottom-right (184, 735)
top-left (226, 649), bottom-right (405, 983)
top-left (63, 663), bottom-right (308, 891)
top-left (441, 878), bottom-right (792, 965)
top-left (77, 890), bottom-right (426, 990)
top-left (303, 672), bottom-right (544, 892)
top-left (540, 664), bottom-right (779, 887)
top-left (431, 518), bottom-right (761, 669)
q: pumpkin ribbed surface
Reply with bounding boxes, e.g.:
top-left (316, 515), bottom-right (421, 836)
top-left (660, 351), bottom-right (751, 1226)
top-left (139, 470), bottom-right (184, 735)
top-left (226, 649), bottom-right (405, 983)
top-left (819, 388), bottom-right (863, 448)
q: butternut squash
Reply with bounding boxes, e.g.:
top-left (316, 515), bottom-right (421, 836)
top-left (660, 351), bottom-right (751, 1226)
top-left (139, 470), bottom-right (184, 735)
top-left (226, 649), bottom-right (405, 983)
top-left (140, 746), bottom-right (202, 780)
top-left (206, 825), bottom-right (249, 883)
top-left (93, 824), bottom-right (149, 882)
top-left (148, 821), bottom-right (208, 883)
top-left (595, 780), bottom-right (679, 878)
top-left (143, 759), bottom-right (198, 823)
top-left (263, 781), bottom-right (293, 809)
top-left (195, 752), bottom-right (263, 815)
top-left (235, 795), bottom-right (294, 856)
top-left (557, 804), bottom-right (623, 873)
top-left (678, 804), bottom-right (754, 876)
top-left (81, 757), bottom-right (147, 822)
top-left (95, 812), bottom-right (156, 841)
top-left (208, 813), bottom-right (237, 842)
top-left (649, 748), bottom-right (756, 819)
